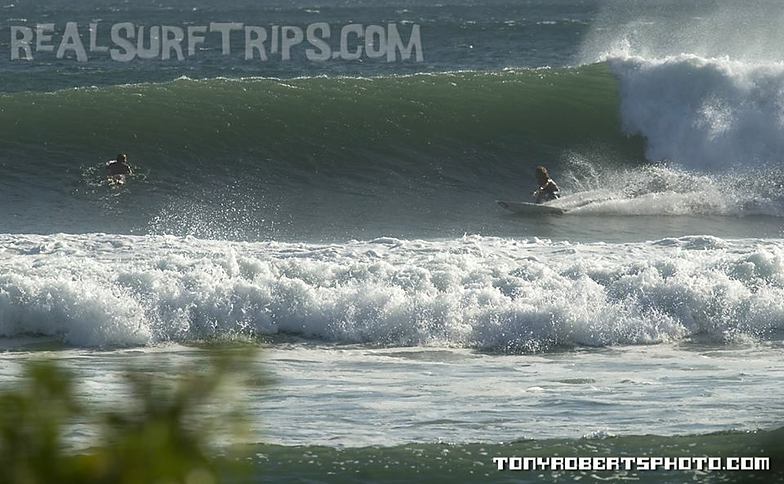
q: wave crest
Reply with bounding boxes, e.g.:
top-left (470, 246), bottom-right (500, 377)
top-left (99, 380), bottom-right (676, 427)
top-left (610, 54), bottom-right (784, 169)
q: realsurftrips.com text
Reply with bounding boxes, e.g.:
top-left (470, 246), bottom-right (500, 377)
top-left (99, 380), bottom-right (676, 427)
top-left (9, 22), bottom-right (424, 62)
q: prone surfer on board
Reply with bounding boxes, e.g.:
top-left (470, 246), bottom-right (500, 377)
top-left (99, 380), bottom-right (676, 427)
top-left (106, 153), bottom-right (133, 184)
top-left (532, 165), bottom-right (559, 203)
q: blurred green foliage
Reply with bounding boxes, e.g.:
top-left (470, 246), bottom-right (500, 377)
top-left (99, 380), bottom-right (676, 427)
top-left (0, 351), bottom-right (255, 484)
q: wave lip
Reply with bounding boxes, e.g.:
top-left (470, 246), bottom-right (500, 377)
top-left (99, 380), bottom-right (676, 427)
top-left (0, 234), bottom-right (782, 351)
top-left (608, 54), bottom-right (784, 169)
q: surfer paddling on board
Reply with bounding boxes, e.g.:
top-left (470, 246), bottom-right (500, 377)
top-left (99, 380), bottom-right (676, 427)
top-left (532, 166), bottom-right (559, 203)
top-left (106, 154), bottom-right (133, 185)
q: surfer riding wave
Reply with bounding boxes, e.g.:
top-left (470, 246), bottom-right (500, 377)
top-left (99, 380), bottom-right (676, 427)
top-left (496, 165), bottom-right (564, 214)
top-left (532, 165), bottom-right (559, 204)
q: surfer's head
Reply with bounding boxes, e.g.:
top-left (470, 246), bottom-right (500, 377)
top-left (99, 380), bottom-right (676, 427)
top-left (117, 154), bottom-right (127, 163)
top-left (535, 166), bottom-right (550, 185)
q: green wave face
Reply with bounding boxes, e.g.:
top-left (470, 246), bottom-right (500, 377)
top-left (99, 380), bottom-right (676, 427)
top-left (0, 64), bottom-right (644, 189)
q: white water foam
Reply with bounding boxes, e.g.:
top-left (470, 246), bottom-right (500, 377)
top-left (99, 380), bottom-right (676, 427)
top-left (553, 162), bottom-right (784, 218)
top-left (608, 54), bottom-right (784, 169)
top-left (0, 234), bottom-right (782, 350)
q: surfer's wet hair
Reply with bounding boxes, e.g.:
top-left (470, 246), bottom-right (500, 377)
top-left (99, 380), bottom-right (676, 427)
top-left (117, 154), bottom-right (127, 162)
top-left (536, 165), bottom-right (550, 183)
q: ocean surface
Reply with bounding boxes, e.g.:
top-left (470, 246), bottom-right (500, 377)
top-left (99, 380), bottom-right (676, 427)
top-left (1, 0), bottom-right (783, 481)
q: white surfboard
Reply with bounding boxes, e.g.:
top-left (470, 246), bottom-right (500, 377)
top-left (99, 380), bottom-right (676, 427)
top-left (497, 200), bottom-right (566, 215)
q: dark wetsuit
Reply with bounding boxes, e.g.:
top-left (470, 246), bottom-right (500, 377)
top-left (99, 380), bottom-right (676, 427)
top-left (107, 161), bottom-right (132, 176)
top-left (534, 179), bottom-right (559, 204)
